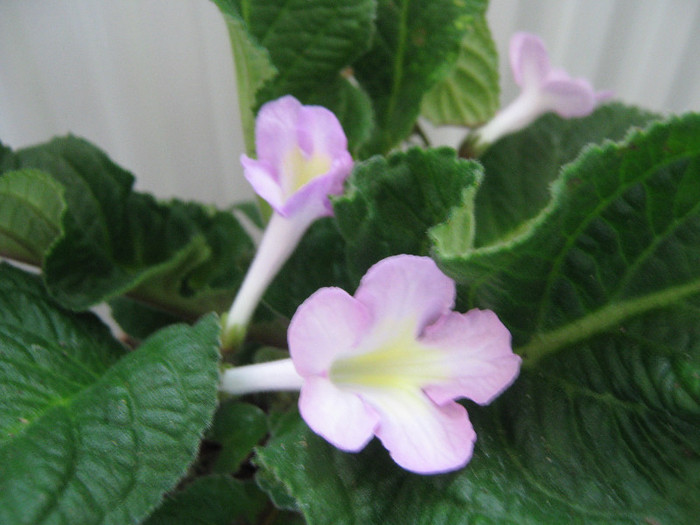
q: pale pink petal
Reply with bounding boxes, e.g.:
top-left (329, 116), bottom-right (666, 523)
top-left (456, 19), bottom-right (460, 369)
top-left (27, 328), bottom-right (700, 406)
top-left (299, 376), bottom-right (379, 452)
top-left (255, 95), bottom-right (303, 166)
top-left (510, 32), bottom-right (551, 89)
top-left (297, 104), bottom-right (350, 160)
top-left (289, 287), bottom-right (371, 376)
top-left (370, 390), bottom-right (475, 474)
top-left (240, 155), bottom-right (286, 212)
top-left (596, 89), bottom-right (615, 103)
top-left (421, 310), bottom-right (521, 406)
top-left (355, 255), bottom-right (455, 336)
top-left (541, 77), bottom-right (597, 117)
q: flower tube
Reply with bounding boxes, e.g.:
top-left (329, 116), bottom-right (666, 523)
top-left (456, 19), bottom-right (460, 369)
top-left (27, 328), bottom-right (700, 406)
top-left (220, 254), bottom-right (521, 474)
top-left (222, 96), bottom-right (353, 349)
top-left (469, 32), bottom-right (612, 153)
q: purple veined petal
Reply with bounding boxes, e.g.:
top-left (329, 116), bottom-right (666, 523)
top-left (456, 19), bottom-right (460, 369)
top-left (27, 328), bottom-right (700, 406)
top-left (240, 155), bottom-right (287, 213)
top-left (541, 77), bottom-right (597, 117)
top-left (369, 389), bottom-right (475, 474)
top-left (299, 376), bottom-right (380, 452)
top-left (420, 309), bottom-right (521, 406)
top-left (255, 95), bottom-right (303, 166)
top-left (289, 287), bottom-right (372, 376)
top-left (354, 255), bottom-right (456, 338)
top-left (510, 32), bottom-right (551, 89)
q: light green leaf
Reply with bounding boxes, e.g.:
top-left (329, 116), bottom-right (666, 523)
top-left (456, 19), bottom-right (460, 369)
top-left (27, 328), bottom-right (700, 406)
top-left (0, 168), bottom-right (65, 264)
top-left (214, 2), bottom-right (276, 155)
top-left (354, 0), bottom-right (487, 155)
top-left (473, 103), bottom-right (660, 246)
top-left (421, 14), bottom-right (499, 127)
top-left (0, 263), bottom-right (221, 524)
top-left (333, 147), bottom-right (482, 282)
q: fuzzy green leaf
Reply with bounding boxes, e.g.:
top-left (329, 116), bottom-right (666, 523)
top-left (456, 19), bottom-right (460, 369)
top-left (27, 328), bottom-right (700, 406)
top-left (474, 103), bottom-right (660, 246)
top-left (0, 264), bottom-right (221, 524)
top-left (333, 147), bottom-right (482, 282)
top-left (0, 136), bottom-right (254, 319)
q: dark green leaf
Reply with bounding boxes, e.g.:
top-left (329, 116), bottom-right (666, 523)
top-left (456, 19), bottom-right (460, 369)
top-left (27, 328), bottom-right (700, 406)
top-left (0, 263), bottom-right (221, 524)
top-left (214, 0), bottom-right (376, 153)
top-left (209, 400), bottom-right (268, 474)
top-left (333, 147), bottom-right (482, 281)
top-left (0, 136), bottom-right (254, 318)
top-left (430, 114), bottom-right (700, 521)
top-left (257, 403), bottom-right (698, 524)
top-left (354, 0), bottom-right (486, 155)
top-left (473, 103), bottom-right (660, 246)
top-left (421, 14), bottom-right (499, 127)
top-left (144, 475), bottom-right (269, 525)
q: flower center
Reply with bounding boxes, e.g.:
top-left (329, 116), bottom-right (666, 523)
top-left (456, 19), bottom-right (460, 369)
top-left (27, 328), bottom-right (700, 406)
top-left (282, 147), bottom-right (332, 195)
top-left (328, 327), bottom-right (449, 391)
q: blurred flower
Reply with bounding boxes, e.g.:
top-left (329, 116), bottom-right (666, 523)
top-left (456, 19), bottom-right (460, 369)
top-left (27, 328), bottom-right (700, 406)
top-left (222, 96), bottom-right (353, 349)
top-left (472, 32), bottom-right (612, 149)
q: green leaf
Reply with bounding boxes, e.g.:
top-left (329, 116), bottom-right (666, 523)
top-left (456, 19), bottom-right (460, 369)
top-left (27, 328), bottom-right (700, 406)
top-left (209, 400), bottom-right (268, 474)
top-left (0, 263), bottom-right (221, 524)
top-left (0, 136), bottom-right (254, 317)
top-left (473, 103), bottom-right (660, 246)
top-left (214, 0), bottom-right (376, 153)
top-left (354, 0), bottom-right (486, 155)
top-left (421, 14), bottom-right (499, 127)
top-left (214, 3), bottom-right (277, 155)
top-left (143, 475), bottom-right (269, 525)
top-left (0, 168), bottom-right (65, 264)
top-left (255, 115), bottom-right (700, 524)
top-left (430, 114), bottom-right (700, 520)
top-left (333, 147), bottom-right (482, 282)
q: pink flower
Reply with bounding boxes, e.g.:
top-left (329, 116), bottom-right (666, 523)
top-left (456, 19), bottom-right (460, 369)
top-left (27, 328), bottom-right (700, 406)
top-left (222, 96), bottom-right (353, 349)
top-left (240, 95), bottom-right (353, 221)
top-left (475, 32), bottom-right (612, 146)
top-left (288, 255), bottom-right (521, 474)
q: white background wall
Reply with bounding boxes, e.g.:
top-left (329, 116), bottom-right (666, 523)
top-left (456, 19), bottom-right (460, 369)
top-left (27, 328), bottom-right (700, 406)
top-left (1, 0), bottom-right (699, 207)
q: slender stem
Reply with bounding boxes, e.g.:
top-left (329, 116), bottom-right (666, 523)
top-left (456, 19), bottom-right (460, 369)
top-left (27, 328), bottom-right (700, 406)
top-left (222, 212), bottom-right (312, 350)
top-left (474, 90), bottom-right (540, 146)
top-left (220, 358), bottom-right (303, 395)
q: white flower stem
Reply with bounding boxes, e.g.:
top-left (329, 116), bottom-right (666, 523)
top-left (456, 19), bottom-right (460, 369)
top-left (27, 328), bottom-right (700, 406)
top-left (473, 90), bottom-right (542, 147)
top-left (222, 211), bottom-right (311, 350)
top-left (220, 358), bottom-right (303, 395)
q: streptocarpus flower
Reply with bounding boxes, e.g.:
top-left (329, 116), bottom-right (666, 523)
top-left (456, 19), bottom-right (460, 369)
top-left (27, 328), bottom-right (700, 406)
top-left (289, 255), bottom-right (521, 473)
top-left (222, 96), bottom-right (353, 349)
top-left (227, 254), bottom-right (519, 475)
top-left (472, 32), bottom-right (612, 149)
